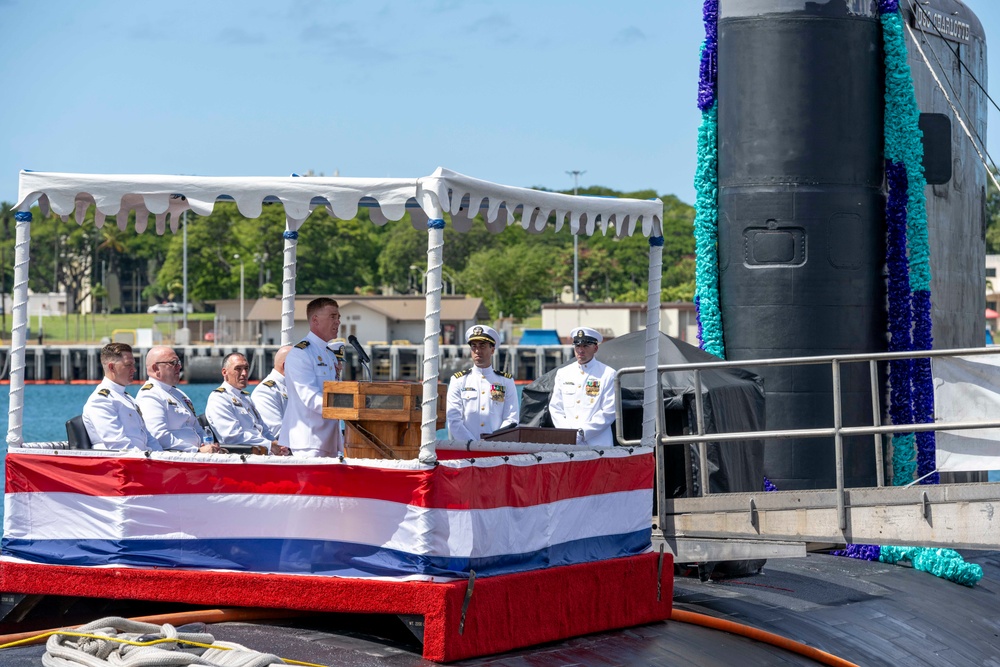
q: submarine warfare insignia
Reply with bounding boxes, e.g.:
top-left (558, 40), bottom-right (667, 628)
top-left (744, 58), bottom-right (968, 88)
top-left (585, 379), bottom-right (600, 397)
top-left (490, 384), bottom-right (506, 402)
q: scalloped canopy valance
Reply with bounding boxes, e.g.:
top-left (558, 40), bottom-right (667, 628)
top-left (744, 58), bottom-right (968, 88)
top-left (16, 167), bottom-right (663, 237)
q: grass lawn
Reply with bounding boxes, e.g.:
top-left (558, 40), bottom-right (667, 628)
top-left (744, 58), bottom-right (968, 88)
top-left (0, 312), bottom-right (216, 345)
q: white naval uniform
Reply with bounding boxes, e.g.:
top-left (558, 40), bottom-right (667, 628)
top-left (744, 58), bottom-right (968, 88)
top-left (446, 366), bottom-right (518, 441)
top-left (82, 377), bottom-right (162, 451)
top-left (280, 331), bottom-right (342, 458)
top-left (251, 370), bottom-right (287, 438)
top-left (206, 382), bottom-right (273, 448)
top-left (136, 377), bottom-right (207, 452)
top-left (549, 358), bottom-right (617, 447)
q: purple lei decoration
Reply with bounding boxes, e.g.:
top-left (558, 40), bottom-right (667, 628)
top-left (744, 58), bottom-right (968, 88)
top-left (832, 544), bottom-right (882, 561)
top-left (885, 160), bottom-right (915, 438)
top-left (878, 0), bottom-right (900, 13)
top-left (763, 476), bottom-right (777, 492)
top-left (912, 289), bottom-right (938, 483)
top-left (697, 0), bottom-right (719, 111)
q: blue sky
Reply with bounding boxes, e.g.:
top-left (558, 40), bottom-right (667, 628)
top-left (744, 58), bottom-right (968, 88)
top-left (1, 1), bottom-right (998, 205)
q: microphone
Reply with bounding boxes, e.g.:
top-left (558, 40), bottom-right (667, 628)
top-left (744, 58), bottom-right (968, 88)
top-left (347, 335), bottom-right (371, 364)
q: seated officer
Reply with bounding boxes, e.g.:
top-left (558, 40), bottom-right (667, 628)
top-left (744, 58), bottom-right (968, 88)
top-left (137, 345), bottom-right (219, 453)
top-left (83, 342), bottom-right (162, 451)
top-left (446, 325), bottom-right (518, 440)
top-left (206, 352), bottom-right (288, 455)
top-left (549, 326), bottom-right (617, 447)
top-left (251, 345), bottom-right (291, 439)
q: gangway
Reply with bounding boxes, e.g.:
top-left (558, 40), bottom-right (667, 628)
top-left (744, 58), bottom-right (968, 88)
top-left (616, 347), bottom-right (1000, 563)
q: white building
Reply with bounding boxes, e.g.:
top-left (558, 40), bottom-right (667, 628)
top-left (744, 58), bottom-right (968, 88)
top-left (223, 295), bottom-right (489, 346)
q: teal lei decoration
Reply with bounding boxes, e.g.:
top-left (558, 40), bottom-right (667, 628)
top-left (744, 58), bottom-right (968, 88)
top-left (693, 0), bottom-right (725, 359)
top-left (693, 103), bottom-right (724, 358)
top-left (881, 546), bottom-right (983, 587)
top-left (877, 5), bottom-right (980, 586)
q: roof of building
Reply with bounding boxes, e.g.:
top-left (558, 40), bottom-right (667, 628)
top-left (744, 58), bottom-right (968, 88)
top-left (244, 295), bottom-right (487, 322)
top-left (541, 301), bottom-right (695, 311)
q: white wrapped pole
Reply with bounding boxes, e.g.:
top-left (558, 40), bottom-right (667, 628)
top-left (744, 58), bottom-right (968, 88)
top-left (642, 226), bottom-right (664, 447)
top-left (419, 209), bottom-right (445, 463)
top-left (280, 219), bottom-right (299, 346)
top-left (6, 210), bottom-right (32, 446)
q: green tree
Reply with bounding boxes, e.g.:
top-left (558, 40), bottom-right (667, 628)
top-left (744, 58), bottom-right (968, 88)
top-left (986, 168), bottom-right (1000, 253)
top-left (459, 244), bottom-right (556, 318)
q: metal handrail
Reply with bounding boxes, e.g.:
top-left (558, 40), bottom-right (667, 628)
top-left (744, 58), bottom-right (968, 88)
top-left (614, 345), bottom-right (1000, 532)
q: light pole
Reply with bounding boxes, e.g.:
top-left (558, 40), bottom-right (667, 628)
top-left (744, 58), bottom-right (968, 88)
top-left (566, 170), bottom-right (585, 303)
top-left (234, 253), bottom-right (244, 343)
top-left (182, 210), bottom-right (188, 331)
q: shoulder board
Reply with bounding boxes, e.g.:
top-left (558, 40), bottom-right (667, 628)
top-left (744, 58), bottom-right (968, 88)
top-left (294, 340), bottom-right (310, 349)
top-left (453, 369), bottom-right (470, 378)
top-left (499, 371), bottom-right (513, 379)
top-left (98, 388), bottom-right (110, 397)
top-left (262, 379), bottom-right (276, 388)
top-left (213, 387), bottom-right (226, 393)
top-left (140, 382), bottom-right (153, 391)
top-left (241, 389), bottom-right (250, 395)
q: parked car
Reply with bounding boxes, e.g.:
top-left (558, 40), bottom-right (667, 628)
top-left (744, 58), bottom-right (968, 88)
top-left (147, 302), bottom-right (183, 314)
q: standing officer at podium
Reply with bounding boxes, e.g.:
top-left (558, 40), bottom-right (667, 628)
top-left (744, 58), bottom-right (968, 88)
top-left (549, 326), bottom-right (617, 447)
top-left (447, 325), bottom-right (518, 440)
top-left (281, 297), bottom-right (344, 458)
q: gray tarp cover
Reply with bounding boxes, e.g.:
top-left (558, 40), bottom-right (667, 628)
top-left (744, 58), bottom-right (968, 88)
top-left (520, 331), bottom-right (766, 497)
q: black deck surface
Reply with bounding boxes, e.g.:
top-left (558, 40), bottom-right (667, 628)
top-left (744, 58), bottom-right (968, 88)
top-left (3, 551), bottom-right (998, 666)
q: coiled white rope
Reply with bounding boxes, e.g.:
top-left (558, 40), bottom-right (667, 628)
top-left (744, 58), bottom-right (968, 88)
top-left (42, 616), bottom-right (287, 667)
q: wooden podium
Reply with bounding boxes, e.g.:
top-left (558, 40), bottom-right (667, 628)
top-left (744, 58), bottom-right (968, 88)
top-left (481, 426), bottom-right (579, 445)
top-left (322, 381), bottom-right (446, 459)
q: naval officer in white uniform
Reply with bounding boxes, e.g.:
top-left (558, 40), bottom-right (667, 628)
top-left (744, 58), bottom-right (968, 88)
top-left (137, 345), bottom-right (218, 453)
top-left (206, 352), bottom-right (288, 455)
top-left (280, 297), bottom-right (344, 458)
top-left (549, 327), bottom-right (617, 447)
top-left (251, 345), bottom-right (291, 439)
top-left (82, 342), bottom-right (162, 451)
top-left (446, 325), bottom-right (518, 440)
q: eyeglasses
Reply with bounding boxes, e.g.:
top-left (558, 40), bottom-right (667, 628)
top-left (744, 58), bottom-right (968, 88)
top-left (154, 360), bottom-right (182, 368)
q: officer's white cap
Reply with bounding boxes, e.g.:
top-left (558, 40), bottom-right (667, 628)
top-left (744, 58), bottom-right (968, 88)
top-left (466, 325), bottom-right (499, 345)
top-left (571, 327), bottom-right (603, 345)
top-left (327, 341), bottom-right (346, 358)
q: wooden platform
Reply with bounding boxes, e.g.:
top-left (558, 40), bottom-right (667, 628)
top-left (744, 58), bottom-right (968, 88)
top-left (0, 553), bottom-right (672, 663)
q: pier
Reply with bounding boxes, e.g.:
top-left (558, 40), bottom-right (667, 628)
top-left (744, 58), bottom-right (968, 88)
top-left (0, 343), bottom-right (574, 384)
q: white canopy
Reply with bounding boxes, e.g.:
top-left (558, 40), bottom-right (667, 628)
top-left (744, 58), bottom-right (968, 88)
top-left (15, 167), bottom-right (662, 236)
top-left (8, 166), bottom-right (665, 457)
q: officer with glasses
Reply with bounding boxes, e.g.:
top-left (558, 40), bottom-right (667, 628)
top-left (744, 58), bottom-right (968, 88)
top-left (137, 345), bottom-right (219, 453)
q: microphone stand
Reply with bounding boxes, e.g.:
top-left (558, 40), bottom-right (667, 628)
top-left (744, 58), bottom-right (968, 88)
top-left (349, 336), bottom-right (373, 382)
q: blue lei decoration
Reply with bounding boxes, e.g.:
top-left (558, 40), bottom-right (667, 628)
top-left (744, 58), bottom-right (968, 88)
top-left (693, 0), bottom-right (724, 359)
top-left (837, 4), bottom-right (980, 586)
